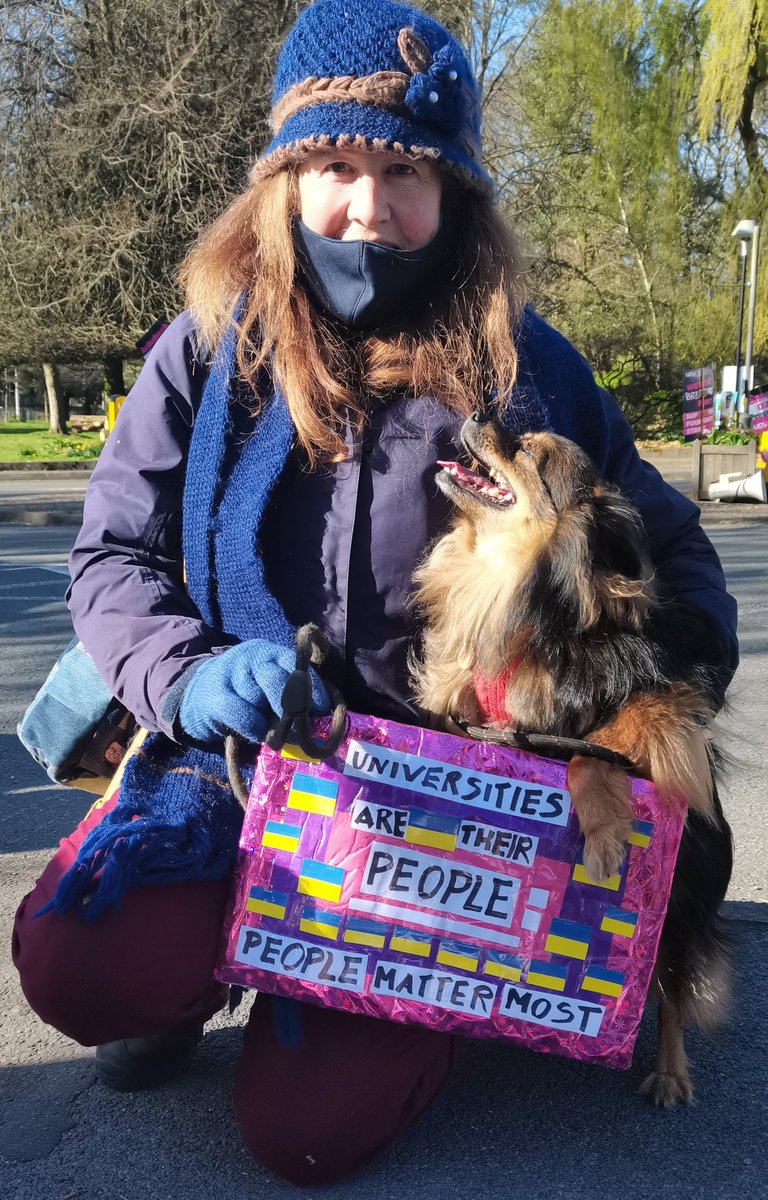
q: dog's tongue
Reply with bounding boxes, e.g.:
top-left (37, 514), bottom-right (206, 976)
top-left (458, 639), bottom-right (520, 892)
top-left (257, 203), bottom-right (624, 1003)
top-left (436, 460), bottom-right (515, 504)
top-left (436, 460), bottom-right (486, 487)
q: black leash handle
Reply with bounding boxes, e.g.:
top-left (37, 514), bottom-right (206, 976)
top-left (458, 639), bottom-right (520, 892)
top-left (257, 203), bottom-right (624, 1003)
top-left (265, 624), bottom-right (347, 761)
top-left (224, 733), bottom-right (251, 810)
top-left (225, 625), bottom-right (348, 810)
top-left (456, 719), bottom-right (637, 773)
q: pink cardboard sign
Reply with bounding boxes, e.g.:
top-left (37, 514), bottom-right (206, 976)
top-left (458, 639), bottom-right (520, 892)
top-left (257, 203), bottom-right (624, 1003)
top-left (750, 391), bottom-right (768, 434)
top-left (217, 715), bottom-right (685, 1068)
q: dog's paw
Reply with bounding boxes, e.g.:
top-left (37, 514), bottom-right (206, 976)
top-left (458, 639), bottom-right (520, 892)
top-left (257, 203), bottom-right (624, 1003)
top-left (582, 828), bottom-right (628, 884)
top-left (567, 755), bottom-right (633, 883)
top-left (639, 1070), bottom-right (693, 1107)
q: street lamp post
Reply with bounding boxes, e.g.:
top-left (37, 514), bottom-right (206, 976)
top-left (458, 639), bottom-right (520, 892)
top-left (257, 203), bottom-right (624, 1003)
top-left (734, 238), bottom-right (748, 404)
top-left (744, 223), bottom-right (761, 400)
top-left (732, 219), bottom-right (760, 425)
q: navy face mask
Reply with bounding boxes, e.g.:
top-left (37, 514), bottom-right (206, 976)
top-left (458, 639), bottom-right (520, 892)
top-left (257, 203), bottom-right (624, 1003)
top-left (293, 219), bottom-right (446, 332)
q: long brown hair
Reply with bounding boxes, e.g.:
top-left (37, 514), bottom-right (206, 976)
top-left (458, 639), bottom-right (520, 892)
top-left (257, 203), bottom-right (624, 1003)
top-left (180, 164), bottom-right (526, 466)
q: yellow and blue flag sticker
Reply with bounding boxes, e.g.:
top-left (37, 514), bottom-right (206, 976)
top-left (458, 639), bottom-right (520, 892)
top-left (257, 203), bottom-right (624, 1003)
top-left (246, 886), bottom-right (289, 921)
top-left (600, 906), bottom-right (638, 938)
top-left (572, 847), bottom-right (622, 891)
top-left (436, 938), bottom-right (480, 973)
top-left (297, 858), bottom-right (345, 903)
top-left (404, 807), bottom-right (459, 853)
top-left (526, 960), bottom-right (569, 992)
top-left (299, 904), bottom-right (342, 940)
top-left (581, 965), bottom-right (625, 998)
top-left (545, 918), bottom-right (592, 960)
top-left (484, 951), bottom-right (523, 982)
top-left (281, 744), bottom-right (321, 764)
top-left (389, 926), bottom-right (432, 957)
top-left (343, 916), bottom-right (389, 949)
top-left (628, 819), bottom-right (653, 848)
top-left (287, 772), bottom-right (339, 817)
top-left (261, 820), bottom-right (302, 854)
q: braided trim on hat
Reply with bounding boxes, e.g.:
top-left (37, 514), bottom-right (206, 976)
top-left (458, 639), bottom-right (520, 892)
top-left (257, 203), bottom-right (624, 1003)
top-left (271, 71), bottom-right (411, 134)
top-left (397, 27), bottom-right (431, 74)
top-left (250, 132), bottom-right (492, 194)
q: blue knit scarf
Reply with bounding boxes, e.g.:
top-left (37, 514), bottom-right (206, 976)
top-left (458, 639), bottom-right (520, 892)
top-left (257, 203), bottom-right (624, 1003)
top-left (42, 306), bottom-right (608, 920)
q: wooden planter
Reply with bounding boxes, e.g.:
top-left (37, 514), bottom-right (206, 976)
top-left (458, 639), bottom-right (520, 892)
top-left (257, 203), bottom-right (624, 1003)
top-left (690, 440), bottom-right (756, 502)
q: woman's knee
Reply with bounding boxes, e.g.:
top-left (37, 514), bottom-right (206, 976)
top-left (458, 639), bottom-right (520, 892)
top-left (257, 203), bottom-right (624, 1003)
top-left (232, 996), bottom-right (456, 1185)
top-left (233, 1074), bottom-right (383, 1185)
top-left (13, 870), bottom-right (230, 1045)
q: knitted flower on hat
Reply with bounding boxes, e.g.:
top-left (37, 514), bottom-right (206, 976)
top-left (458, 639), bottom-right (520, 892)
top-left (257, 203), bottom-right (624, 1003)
top-left (253, 0), bottom-right (490, 191)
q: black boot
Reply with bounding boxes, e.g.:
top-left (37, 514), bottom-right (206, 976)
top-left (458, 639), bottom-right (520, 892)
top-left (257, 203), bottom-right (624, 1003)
top-left (94, 1019), bottom-right (205, 1091)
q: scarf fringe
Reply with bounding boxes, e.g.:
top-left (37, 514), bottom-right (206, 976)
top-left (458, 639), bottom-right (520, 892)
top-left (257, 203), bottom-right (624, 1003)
top-left (37, 735), bottom-right (246, 921)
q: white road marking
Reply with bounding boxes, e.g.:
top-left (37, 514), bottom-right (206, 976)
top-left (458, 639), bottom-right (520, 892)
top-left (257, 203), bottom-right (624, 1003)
top-left (0, 563), bottom-right (69, 573)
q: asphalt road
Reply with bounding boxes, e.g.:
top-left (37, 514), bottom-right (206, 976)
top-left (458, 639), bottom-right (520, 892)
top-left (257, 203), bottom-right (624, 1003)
top-left (1, 522), bottom-right (766, 1200)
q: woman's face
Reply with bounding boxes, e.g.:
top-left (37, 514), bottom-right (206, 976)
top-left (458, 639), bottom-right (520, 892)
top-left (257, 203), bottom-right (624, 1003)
top-left (296, 148), bottom-right (442, 250)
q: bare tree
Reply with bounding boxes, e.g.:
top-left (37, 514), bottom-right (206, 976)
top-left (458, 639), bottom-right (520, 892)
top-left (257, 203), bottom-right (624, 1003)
top-left (0, 0), bottom-right (306, 423)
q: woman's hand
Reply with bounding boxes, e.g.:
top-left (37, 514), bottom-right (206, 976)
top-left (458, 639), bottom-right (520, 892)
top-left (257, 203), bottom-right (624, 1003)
top-left (177, 639), bottom-right (330, 744)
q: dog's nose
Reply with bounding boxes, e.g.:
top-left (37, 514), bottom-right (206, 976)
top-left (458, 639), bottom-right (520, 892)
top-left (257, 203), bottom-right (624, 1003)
top-left (470, 410), bottom-right (491, 424)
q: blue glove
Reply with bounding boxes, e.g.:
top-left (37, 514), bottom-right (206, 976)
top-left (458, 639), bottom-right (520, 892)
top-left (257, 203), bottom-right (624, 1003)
top-left (177, 639), bottom-right (330, 744)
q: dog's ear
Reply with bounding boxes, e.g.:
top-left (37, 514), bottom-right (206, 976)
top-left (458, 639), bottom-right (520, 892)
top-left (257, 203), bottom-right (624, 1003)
top-left (588, 490), bottom-right (654, 627)
top-left (589, 489), bottom-right (650, 581)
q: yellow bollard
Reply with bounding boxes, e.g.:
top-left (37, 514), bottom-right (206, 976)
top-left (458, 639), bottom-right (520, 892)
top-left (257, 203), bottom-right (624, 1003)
top-left (105, 394), bottom-right (125, 434)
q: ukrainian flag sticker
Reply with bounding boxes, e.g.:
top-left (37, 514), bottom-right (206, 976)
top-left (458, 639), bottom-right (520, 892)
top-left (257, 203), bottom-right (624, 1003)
top-left (484, 951), bottom-right (523, 982)
top-left (404, 808), bottom-right (459, 853)
top-left (390, 927), bottom-right (432, 957)
top-left (281, 744), bottom-right (321, 764)
top-left (545, 918), bottom-right (592, 960)
top-left (261, 820), bottom-right (302, 854)
top-left (628, 819), bottom-right (653, 848)
top-left (299, 905), bottom-right (342, 940)
top-left (436, 939), bottom-right (480, 973)
top-left (600, 906), bottom-right (638, 939)
top-left (245, 886), bottom-right (289, 921)
top-left (525, 960), bottom-right (569, 992)
top-left (343, 917), bottom-right (388, 949)
top-left (287, 772), bottom-right (339, 817)
top-left (581, 965), bottom-right (625, 998)
top-left (572, 847), bottom-right (622, 891)
top-left (297, 858), bottom-right (345, 903)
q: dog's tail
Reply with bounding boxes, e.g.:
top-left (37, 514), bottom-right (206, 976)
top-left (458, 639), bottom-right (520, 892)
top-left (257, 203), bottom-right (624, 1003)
top-left (655, 796), bottom-right (734, 1032)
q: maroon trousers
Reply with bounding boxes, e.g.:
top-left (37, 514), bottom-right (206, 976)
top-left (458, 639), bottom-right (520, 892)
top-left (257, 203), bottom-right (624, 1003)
top-left (12, 792), bottom-right (457, 1185)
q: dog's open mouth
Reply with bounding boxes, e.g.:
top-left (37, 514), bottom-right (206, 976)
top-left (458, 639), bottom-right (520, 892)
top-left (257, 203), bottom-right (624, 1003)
top-left (436, 459), bottom-right (516, 507)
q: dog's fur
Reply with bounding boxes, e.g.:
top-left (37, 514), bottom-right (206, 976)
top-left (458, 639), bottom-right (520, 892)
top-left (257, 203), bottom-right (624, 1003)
top-left (411, 415), bottom-right (733, 1106)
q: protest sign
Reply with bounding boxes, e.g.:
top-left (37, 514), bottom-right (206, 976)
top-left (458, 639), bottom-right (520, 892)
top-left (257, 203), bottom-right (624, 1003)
top-left (749, 390), bottom-right (768, 434)
top-left (683, 368), bottom-right (715, 440)
top-left (217, 715), bottom-right (685, 1069)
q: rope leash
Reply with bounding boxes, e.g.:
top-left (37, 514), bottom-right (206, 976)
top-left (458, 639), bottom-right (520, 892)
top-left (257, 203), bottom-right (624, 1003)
top-left (224, 628), bottom-right (636, 809)
top-left (454, 718), bottom-right (637, 774)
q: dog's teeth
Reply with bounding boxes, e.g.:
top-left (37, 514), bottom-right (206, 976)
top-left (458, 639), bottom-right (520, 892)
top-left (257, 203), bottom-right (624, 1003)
top-left (487, 486), bottom-right (500, 497)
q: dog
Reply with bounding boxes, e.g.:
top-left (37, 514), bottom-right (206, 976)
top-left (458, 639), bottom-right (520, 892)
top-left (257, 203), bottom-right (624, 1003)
top-left (411, 412), bottom-right (733, 1106)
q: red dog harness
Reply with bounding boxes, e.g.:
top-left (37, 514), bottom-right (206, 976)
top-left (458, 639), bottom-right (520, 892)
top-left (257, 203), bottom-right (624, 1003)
top-left (472, 658), bottom-right (520, 726)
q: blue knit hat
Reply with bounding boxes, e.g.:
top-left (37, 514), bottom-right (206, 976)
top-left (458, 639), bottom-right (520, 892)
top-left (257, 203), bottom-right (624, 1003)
top-left (252, 0), bottom-right (491, 192)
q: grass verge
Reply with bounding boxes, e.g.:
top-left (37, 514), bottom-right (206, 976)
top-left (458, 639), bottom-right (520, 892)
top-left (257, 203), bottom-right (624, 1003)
top-left (0, 421), bottom-right (102, 462)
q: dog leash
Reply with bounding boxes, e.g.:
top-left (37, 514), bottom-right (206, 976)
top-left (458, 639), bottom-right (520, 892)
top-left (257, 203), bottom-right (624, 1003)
top-left (224, 628), bottom-right (637, 806)
top-left (224, 624), bottom-right (348, 810)
top-left (454, 718), bottom-right (637, 773)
